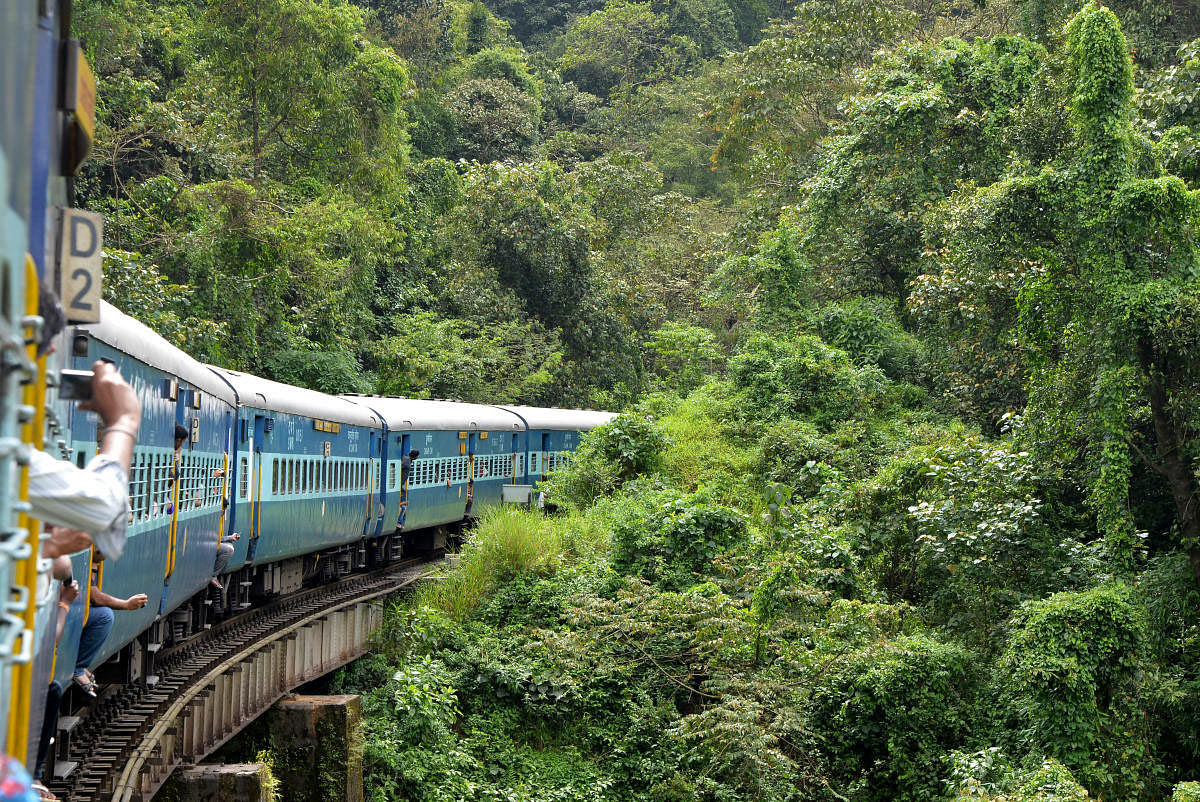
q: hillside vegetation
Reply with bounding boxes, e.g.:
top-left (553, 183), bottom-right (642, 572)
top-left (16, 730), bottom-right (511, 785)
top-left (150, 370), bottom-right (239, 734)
top-left (79, 0), bottom-right (1200, 798)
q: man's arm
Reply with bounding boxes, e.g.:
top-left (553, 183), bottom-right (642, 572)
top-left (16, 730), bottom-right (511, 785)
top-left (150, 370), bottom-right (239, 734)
top-left (55, 582), bottom-right (79, 643)
top-left (89, 585), bottom-right (148, 611)
top-left (29, 361), bottom-right (141, 557)
top-left (79, 360), bottom-right (141, 473)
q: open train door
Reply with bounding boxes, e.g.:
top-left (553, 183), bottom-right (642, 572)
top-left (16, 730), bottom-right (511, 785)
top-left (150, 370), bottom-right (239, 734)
top-left (398, 433), bottom-right (412, 529)
top-left (159, 384), bottom-right (196, 613)
top-left (246, 414), bottom-right (269, 562)
top-left (466, 431), bottom-right (477, 516)
top-left (364, 430), bottom-right (382, 537)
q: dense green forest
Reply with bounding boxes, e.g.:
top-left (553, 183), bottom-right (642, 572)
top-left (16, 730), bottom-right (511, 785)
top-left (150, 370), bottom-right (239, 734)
top-left (79, 0), bottom-right (1200, 798)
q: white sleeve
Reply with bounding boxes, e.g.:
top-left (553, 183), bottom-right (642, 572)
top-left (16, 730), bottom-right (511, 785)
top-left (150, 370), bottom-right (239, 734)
top-left (28, 449), bottom-right (130, 559)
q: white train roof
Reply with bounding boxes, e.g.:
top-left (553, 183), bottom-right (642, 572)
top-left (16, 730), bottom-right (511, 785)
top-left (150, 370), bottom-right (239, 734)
top-left (343, 396), bottom-right (524, 432)
top-left (80, 302), bottom-right (237, 406)
top-left (496, 406), bottom-right (616, 431)
top-left (213, 369), bottom-right (381, 428)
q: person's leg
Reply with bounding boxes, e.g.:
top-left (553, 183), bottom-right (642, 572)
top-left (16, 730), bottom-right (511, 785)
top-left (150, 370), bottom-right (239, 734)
top-left (213, 541), bottom-right (234, 575)
top-left (34, 681), bottom-right (63, 780)
top-left (74, 605), bottom-right (114, 678)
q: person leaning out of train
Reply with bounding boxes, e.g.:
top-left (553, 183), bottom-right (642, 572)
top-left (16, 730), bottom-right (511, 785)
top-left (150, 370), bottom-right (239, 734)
top-left (30, 556), bottom-right (79, 799)
top-left (30, 282), bottom-right (142, 561)
top-left (401, 449), bottom-right (420, 487)
top-left (72, 550), bottom-right (148, 697)
top-left (211, 516), bottom-right (240, 592)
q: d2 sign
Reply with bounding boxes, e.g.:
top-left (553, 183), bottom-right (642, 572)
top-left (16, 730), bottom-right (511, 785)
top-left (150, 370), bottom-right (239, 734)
top-left (59, 208), bottom-right (103, 323)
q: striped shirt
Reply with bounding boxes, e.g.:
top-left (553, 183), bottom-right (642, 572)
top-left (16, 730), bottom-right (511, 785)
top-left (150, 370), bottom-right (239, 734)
top-left (29, 449), bottom-right (129, 560)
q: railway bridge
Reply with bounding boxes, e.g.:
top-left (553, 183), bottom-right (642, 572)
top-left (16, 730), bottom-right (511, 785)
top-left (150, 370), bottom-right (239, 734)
top-left (46, 559), bottom-right (436, 802)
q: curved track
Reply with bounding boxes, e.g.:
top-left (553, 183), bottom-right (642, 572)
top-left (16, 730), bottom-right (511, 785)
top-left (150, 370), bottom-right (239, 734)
top-left (48, 557), bottom-right (440, 802)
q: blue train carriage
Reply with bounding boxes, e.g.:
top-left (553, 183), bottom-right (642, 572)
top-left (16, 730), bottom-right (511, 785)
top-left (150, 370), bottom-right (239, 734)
top-left (57, 301), bottom-right (238, 685)
top-left (3, 0), bottom-right (87, 766)
top-left (343, 397), bottom-right (526, 551)
top-left (495, 406), bottom-right (617, 485)
top-left (210, 369), bottom-right (384, 595)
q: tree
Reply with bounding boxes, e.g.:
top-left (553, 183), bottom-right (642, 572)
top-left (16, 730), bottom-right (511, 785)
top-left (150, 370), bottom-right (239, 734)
top-left (203, 0), bottom-right (362, 181)
top-left (557, 1), bottom-right (694, 101)
top-left (920, 4), bottom-right (1200, 582)
top-left (448, 78), bottom-right (541, 161)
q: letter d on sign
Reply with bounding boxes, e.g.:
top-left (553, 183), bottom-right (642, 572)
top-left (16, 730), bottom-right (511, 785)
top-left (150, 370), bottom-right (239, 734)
top-left (59, 208), bottom-right (104, 323)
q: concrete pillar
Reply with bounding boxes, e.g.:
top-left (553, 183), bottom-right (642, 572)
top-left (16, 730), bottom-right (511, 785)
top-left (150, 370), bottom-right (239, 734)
top-left (159, 763), bottom-right (274, 802)
top-left (266, 694), bottom-right (363, 802)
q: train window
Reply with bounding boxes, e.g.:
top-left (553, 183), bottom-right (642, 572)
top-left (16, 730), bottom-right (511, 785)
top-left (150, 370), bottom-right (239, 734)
top-left (388, 463), bottom-right (395, 490)
top-left (240, 457), bottom-right (248, 499)
top-left (309, 460), bottom-right (315, 492)
top-left (304, 461), bottom-right (310, 494)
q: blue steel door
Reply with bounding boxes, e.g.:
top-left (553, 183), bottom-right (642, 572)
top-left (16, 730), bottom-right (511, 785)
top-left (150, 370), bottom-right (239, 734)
top-left (510, 433), bottom-right (519, 482)
top-left (398, 434), bottom-right (411, 529)
top-left (246, 414), bottom-right (268, 562)
top-left (159, 388), bottom-right (193, 611)
top-left (466, 432), bottom-right (477, 514)
top-left (368, 430), bottom-right (383, 537)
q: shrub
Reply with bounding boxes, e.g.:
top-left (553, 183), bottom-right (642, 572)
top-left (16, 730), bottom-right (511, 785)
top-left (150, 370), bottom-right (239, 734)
top-left (415, 506), bottom-right (563, 620)
top-left (729, 333), bottom-right (888, 428)
top-left (1175, 782), bottom-right (1200, 802)
top-left (543, 412), bottom-right (668, 509)
top-left (608, 483), bottom-right (746, 590)
top-left (993, 584), bottom-right (1155, 800)
top-left (805, 634), bottom-right (977, 802)
top-left (946, 749), bottom-right (1092, 801)
top-left (815, 296), bottom-right (926, 382)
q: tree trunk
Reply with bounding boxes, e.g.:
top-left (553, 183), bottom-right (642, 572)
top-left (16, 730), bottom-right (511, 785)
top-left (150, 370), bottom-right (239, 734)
top-left (1143, 351), bottom-right (1200, 586)
top-left (251, 79), bottom-right (261, 183)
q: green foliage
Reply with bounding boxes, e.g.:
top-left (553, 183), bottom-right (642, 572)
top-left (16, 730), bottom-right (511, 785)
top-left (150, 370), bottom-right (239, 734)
top-left (265, 348), bottom-right (371, 394)
top-left (415, 507), bottom-right (572, 620)
top-left (946, 750), bottom-right (1093, 801)
top-left (710, 221), bottom-right (811, 329)
top-left (557, 1), bottom-right (695, 100)
top-left (1176, 782), bottom-right (1200, 802)
top-left (544, 413), bottom-right (668, 509)
top-left (642, 322), bottom-right (723, 394)
top-left (448, 78), bottom-right (541, 161)
top-left (101, 249), bottom-right (227, 359)
top-left (814, 297), bottom-right (924, 381)
top-left (805, 634), bottom-right (977, 802)
top-left (607, 483), bottom-right (745, 589)
top-left (993, 584), bottom-right (1155, 799)
top-left (729, 333), bottom-right (887, 427)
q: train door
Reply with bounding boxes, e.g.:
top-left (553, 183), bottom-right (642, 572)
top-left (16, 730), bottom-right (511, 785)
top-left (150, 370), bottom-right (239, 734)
top-left (398, 434), bottom-right (411, 529)
top-left (246, 414), bottom-right (268, 562)
top-left (160, 385), bottom-right (193, 611)
top-left (219, 409), bottom-right (234, 545)
top-left (466, 432), bottom-right (477, 514)
top-left (511, 433), bottom-right (519, 482)
top-left (364, 430), bottom-right (381, 537)
top-left (540, 433), bottom-right (550, 481)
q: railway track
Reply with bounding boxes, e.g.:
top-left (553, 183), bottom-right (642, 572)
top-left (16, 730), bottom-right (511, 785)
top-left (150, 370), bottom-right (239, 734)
top-left (47, 556), bottom-right (440, 802)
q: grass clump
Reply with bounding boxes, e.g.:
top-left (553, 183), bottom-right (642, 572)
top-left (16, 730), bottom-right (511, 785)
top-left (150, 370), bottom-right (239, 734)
top-left (415, 506), bottom-right (577, 621)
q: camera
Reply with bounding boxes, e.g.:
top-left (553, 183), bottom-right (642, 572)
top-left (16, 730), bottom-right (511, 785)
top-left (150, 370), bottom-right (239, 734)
top-left (58, 369), bottom-right (94, 401)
